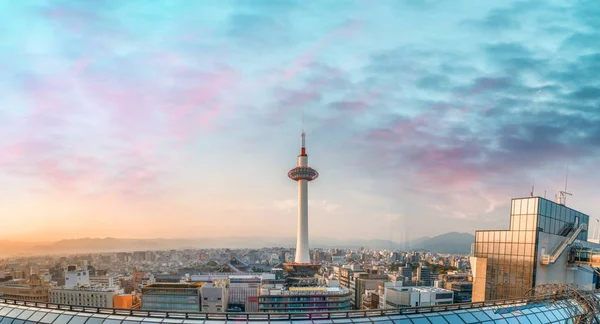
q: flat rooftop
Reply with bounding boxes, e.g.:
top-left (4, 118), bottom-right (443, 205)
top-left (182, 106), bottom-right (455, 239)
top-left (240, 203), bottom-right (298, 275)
top-left (389, 286), bottom-right (453, 293)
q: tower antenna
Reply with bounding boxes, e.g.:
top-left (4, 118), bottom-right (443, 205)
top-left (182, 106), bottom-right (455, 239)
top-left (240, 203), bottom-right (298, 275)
top-left (565, 166), bottom-right (569, 193)
top-left (302, 109), bottom-right (305, 133)
top-left (558, 166), bottom-right (572, 206)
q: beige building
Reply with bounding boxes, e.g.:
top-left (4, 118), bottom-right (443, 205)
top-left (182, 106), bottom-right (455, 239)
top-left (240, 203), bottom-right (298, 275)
top-left (0, 275), bottom-right (51, 302)
top-left (200, 279), bottom-right (229, 312)
top-left (49, 287), bottom-right (122, 307)
top-left (89, 275), bottom-right (117, 288)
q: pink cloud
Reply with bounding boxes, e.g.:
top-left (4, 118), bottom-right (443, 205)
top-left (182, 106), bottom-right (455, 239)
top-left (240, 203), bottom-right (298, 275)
top-left (1, 52), bottom-right (240, 195)
top-left (359, 77), bottom-right (510, 193)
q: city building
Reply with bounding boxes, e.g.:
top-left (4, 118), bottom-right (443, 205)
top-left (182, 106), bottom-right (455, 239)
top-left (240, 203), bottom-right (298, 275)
top-left (227, 276), bottom-right (261, 312)
top-left (0, 275), bottom-right (50, 302)
top-left (416, 266), bottom-right (432, 286)
top-left (141, 283), bottom-right (203, 312)
top-left (90, 275), bottom-right (118, 288)
top-left (201, 279), bottom-right (229, 312)
top-left (353, 274), bottom-right (389, 309)
top-left (64, 266), bottom-right (90, 288)
top-left (113, 293), bottom-right (141, 309)
top-left (399, 266), bottom-right (413, 284)
top-left (448, 282), bottom-right (473, 303)
top-left (186, 273), bottom-right (271, 312)
top-left (49, 286), bottom-right (122, 308)
top-left (378, 281), bottom-right (403, 310)
top-left (470, 196), bottom-right (598, 301)
top-left (219, 257), bottom-right (250, 273)
top-left (132, 269), bottom-right (147, 290)
top-left (0, 271), bottom-right (8, 283)
top-left (49, 266), bottom-right (65, 286)
top-left (383, 286), bottom-right (454, 308)
top-left (361, 290), bottom-right (379, 310)
top-left (258, 286), bottom-right (351, 313)
top-left (337, 265), bottom-right (362, 290)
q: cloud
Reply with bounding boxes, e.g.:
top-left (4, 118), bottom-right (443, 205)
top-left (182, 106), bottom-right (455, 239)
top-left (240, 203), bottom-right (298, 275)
top-left (4, 0), bottom-right (600, 240)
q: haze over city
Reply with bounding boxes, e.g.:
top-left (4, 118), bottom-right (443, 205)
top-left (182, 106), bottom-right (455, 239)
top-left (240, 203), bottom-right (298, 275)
top-left (2, 0), bottom-right (600, 243)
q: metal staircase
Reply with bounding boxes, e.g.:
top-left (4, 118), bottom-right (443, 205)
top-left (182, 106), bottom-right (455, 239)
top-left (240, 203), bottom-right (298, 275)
top-left (541, 223), bottom-right (587, 265)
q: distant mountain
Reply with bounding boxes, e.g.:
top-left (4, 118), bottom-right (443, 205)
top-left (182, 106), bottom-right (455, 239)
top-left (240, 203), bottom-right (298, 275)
top-left (0, 232), bottom-right (475, 256)
top-left (0, 237), bottom-right (296, 257)
top-left (312, 232), bottom-right (474, 254)
top-left (0, 240), bottom-right (41, 257)
top-left (415, 232), bottom-right (475, 254)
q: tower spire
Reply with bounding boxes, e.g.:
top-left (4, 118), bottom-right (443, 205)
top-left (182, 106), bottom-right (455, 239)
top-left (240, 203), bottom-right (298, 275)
top-left (300, 110), bottom-right (307, 156)
top-left (301, 132), bottom-right (306, 156)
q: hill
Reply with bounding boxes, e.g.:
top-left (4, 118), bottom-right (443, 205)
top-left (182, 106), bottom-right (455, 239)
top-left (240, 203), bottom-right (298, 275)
top-left (0, 232), bottom-right (475, 257)
top-left (414, 232), bottom-right (475, 254)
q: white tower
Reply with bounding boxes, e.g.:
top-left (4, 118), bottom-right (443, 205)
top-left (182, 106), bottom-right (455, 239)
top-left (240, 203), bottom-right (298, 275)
top-left (288, 131), bottom-right (319, 263)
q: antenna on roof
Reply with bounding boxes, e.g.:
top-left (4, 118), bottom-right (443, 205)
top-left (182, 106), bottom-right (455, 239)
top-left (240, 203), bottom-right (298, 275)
top-left (530, 180), bottom-right (535, 197)
top-left (558, 166), bottom-right (572, 206)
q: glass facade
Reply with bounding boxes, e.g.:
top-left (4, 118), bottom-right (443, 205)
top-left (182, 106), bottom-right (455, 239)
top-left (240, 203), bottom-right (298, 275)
top-left (258, 293), bottom-right (352, 313)
top-left (474, 197), bottom-right (590, 301)
top-left (140, 285), bottom-right (202, 312)
top-left (533, 198), bottom-right (589, 240)
top-left (0, 297), bottom-right (589, 323)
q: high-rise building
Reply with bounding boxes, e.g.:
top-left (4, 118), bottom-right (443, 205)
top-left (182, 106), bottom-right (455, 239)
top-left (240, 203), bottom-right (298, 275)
top-left (399, 266), bottom-right (413, 284)
top-left (471, 196), bottom-right (597, 301)
top-left (416, 266), bottom-right (432, 286)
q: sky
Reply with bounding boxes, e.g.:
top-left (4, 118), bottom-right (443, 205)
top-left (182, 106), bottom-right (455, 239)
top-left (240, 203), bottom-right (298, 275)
top-left (2, 0), bottom-right (600, 243)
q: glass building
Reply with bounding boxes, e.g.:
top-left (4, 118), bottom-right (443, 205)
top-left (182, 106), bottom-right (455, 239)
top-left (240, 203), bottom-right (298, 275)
top-left (140, 283), bottom-right (203, 312)
top-left (472, 197), bottom-right (592, 301)
top-left (258, 288), bottom-right (351, 313)
top-left (0, 294), bottom-right (593, 323)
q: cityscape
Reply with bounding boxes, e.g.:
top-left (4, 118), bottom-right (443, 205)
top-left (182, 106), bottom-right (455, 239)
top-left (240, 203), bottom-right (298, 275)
top-left (2, 0), bottom-right (600, 323)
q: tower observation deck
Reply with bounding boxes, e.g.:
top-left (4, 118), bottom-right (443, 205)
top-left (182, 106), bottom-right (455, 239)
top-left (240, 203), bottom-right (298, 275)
top-left (284, 132), bottom-right (320, 279)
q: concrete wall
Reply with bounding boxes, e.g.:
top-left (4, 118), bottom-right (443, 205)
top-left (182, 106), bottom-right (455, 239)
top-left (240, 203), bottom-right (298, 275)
top-left (65, 270), bottom-right (90, 288)
top-left (201, 284), bottom-right (228, 312)
top-left (535, 232), bottom-right (596, 290)
top-left (470, 257), bottom-right (487, 302)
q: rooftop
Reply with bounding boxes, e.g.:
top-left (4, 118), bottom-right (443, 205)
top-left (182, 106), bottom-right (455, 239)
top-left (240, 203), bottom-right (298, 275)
top-left (390, 286), bottom-right (453, 293)
top-left (51, 286), bottom-right (121, 293)
top-left (260, 287), bottom-right (350, 296)
top-left (143, 283), bottom-right (203, 289)
top-left (0, 293), bottom-right (591, 323)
